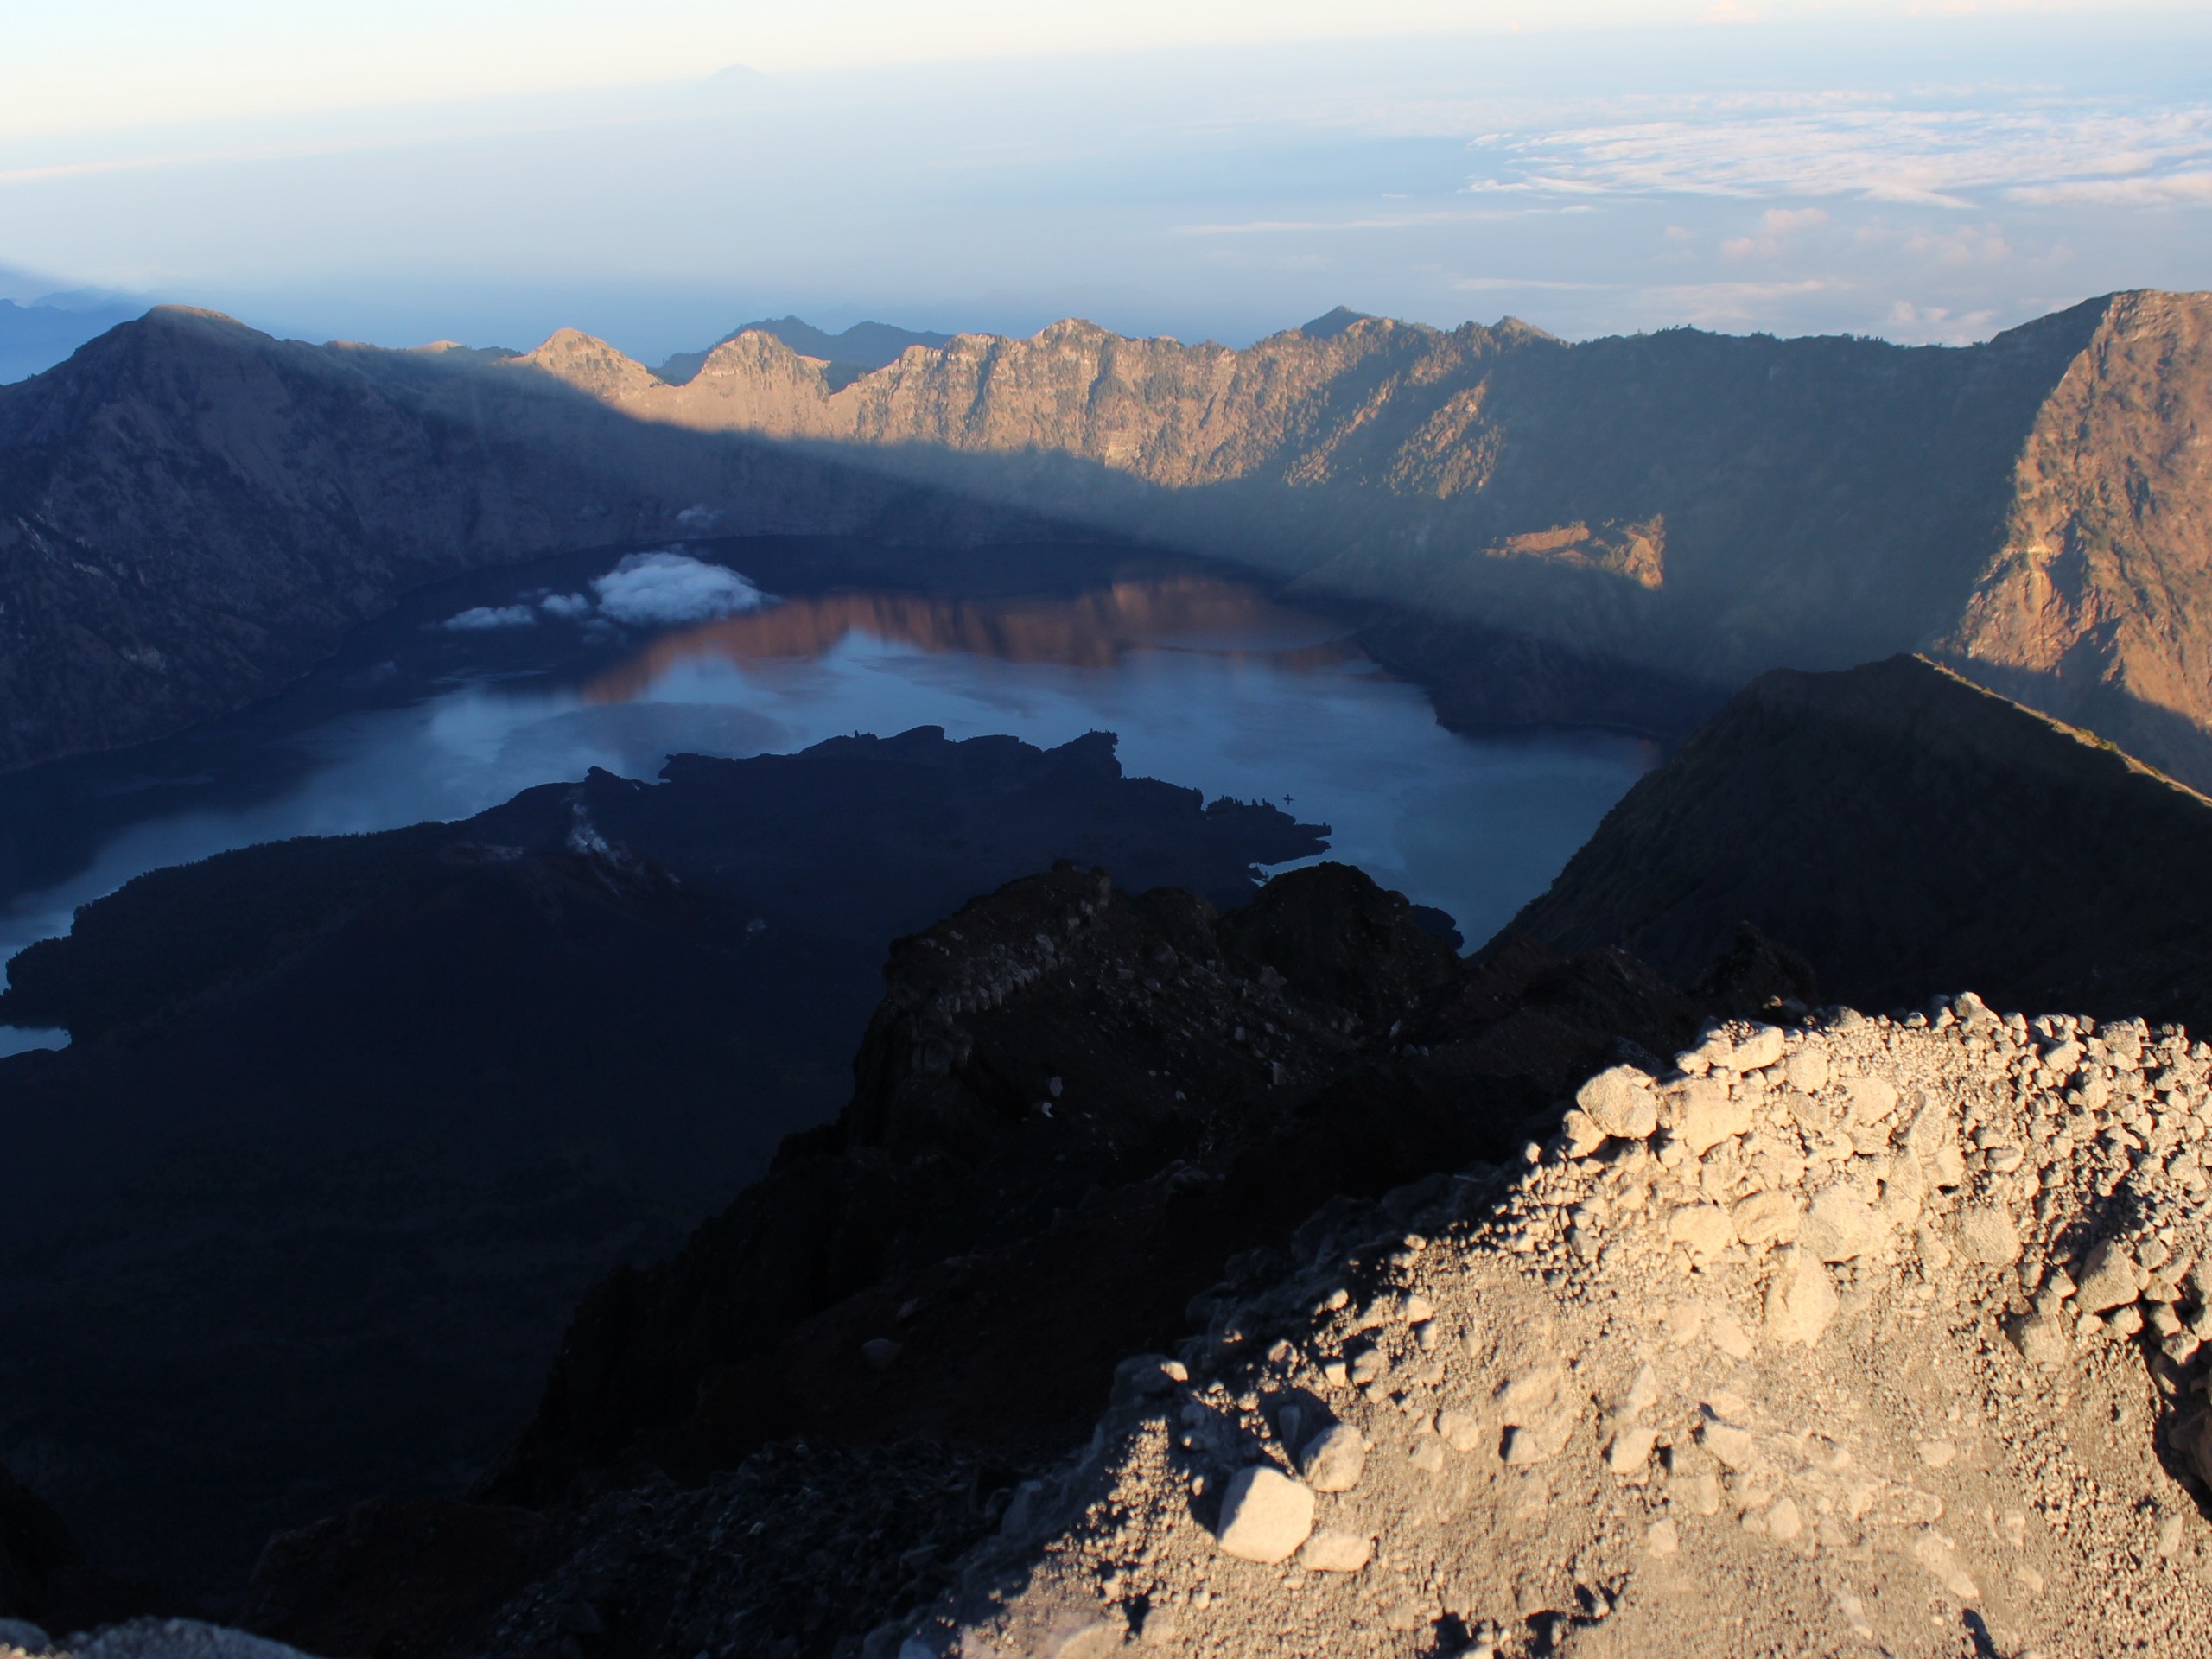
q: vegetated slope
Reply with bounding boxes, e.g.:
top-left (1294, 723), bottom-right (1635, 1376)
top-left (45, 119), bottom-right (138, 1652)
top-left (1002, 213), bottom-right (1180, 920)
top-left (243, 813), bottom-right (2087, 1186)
top-left (907, 1001), bottom-right (2212, 1659)
top-left (0, 308), bottom-right (1050, 773)
top-left (1507, 654), bottom-right (2212, 1027)
top-left (0, 728), bottom-right (1318, 1598)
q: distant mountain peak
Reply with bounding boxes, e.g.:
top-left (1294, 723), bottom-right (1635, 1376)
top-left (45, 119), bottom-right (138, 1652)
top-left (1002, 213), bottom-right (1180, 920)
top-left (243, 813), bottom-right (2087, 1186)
top-left (656, 316), bottom-right (953, 386)
top-left (1300, 306), bottom-right (1373, 339)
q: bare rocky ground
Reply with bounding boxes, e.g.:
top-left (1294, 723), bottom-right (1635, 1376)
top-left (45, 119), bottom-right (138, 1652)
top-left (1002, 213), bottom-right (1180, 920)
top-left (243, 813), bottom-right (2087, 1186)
top-left (891, 1000), bottom-right (2212, 1658)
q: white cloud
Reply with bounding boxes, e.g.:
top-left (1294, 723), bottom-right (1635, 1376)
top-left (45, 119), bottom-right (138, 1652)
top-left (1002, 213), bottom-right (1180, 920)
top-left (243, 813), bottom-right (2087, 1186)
top-left (1459, 101), bottom-right (2212, 211)
top-left (540, 592), bottom-right (594, 619)
top-left (588, 550), bottom-right (768, 627)
top-left (2009, 171), bottom-right (2212, 205)
top-left (441, 603), bottom-right (537, 631)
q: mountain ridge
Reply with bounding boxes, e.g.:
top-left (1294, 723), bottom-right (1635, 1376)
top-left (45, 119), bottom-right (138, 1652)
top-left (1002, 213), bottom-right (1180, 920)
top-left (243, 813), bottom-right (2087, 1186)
top-left (506, 291), bottom-right (2212, 783)
top-left (5, 292), bottom-right (2210, 785)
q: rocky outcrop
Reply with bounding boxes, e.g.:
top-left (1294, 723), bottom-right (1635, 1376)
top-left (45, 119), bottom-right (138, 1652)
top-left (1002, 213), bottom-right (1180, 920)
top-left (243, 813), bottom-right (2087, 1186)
top-left (899, 999), bottom-right (2212, 1658)
top-left (472, 861), bottom-right (1465, 1507)
top-left (1507, 653), bottom-right (2212, 1027)
top-left (1936, 290), bottom-right (2212, 785)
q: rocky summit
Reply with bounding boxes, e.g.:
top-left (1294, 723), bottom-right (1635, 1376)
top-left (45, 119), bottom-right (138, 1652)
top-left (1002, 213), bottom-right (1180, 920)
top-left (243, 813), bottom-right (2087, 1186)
top-left (891, 1000), bottom-right (2212, 1659)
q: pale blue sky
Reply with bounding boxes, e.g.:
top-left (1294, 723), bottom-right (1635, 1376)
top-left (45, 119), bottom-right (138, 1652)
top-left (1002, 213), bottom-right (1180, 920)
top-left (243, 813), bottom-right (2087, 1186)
top-left (1, 1), bottom-right (2204, 359)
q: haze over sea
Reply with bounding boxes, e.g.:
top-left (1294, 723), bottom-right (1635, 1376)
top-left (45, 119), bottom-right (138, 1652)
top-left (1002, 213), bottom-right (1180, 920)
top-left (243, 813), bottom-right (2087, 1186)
top-left (3, 3), bottom-right (2206, 368)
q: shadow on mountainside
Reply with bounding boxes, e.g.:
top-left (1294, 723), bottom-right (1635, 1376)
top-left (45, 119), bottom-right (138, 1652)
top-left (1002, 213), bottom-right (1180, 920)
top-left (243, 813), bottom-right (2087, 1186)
top-left (240, 861), bottom-right (1722, 1659)
top-left (1508, 654), bottom-right (2212, 1028)
top-left (1937, 652), bottom-right (2212, 798)
top-left (0, 728), bottom-right (1322, 1600)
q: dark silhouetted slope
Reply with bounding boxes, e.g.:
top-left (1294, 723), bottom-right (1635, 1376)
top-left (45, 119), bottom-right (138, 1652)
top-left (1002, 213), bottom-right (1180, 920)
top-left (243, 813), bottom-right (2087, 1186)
top-left (1508, 653), bottom-right (2212, 1026)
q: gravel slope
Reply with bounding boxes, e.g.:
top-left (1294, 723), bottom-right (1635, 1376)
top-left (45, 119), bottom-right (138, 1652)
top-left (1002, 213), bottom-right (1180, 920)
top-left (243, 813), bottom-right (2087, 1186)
top-left (900, 999), bottom-right (2212, 1657)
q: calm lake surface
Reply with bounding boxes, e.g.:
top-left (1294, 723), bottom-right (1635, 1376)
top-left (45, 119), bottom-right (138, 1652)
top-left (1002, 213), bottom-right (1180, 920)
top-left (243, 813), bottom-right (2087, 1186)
top-left (0, 540), bottom-right (1655, 1053)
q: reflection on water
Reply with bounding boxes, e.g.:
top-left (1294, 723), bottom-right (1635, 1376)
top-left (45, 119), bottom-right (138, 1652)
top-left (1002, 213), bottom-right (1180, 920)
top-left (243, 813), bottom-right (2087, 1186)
top-left (582, 577), bottom-right (1361, 702)
top-left (0, 553), bottom-right (1657, 986)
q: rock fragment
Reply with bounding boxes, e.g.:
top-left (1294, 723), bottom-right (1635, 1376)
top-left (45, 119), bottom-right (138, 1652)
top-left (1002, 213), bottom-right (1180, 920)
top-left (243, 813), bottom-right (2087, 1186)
top-left (1296, 1423), bottom-right (1367, 1493)
top-left (1764, 1247), bottom-right (1839, 1345)
top-left (1958, 1206), bottom-right (2023, 1267)
top-left (1676, 1077), bottom-right (1755, 1157)
top-left (2075, 1239), bottom-right (2144, 1313)
top-left (1213, 1465), bottom-right (1315, 1563)
top-left (1802, 1187), bottom-right (1884, 1262)
top-left (1732, 1025), bottom-right (1786, 1071)
top-left (1669, 1203), bottom-right (1736, 1260)
top-left (1575, 1065), bottom-right (1659, 1141)
top-left (1732, 1189), bottom-right (1801, 1249)
top-left (1297, 1530), bottom-right (1372, 1573)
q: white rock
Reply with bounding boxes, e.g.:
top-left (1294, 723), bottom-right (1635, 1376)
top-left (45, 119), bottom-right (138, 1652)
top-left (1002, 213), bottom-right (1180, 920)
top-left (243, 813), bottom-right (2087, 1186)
top-left (1911, 1531), bottom-right (1981, 1601)
top-left (1784, 1044), bottom-right (1831, 1095)
top-left (1733, 1025), bottom-right (1786, 1071)
top-left (1802, 1187), bottom-right (1884, 1262)
top-left (1676, 1077), bottom-right (1754, 1156)
top-left (1497, 1363), bottom-right (1578, 1464)
top-left (1669, 1203), bottom-right (1736, 1260)
top-left (1299, 1529), bottom-right (1373, 1573)
top-left (1560, 1109), bottom-right (1609, 1158)
top-left (1214, 1465), bottom-right (1316, 1563)
top-left (2010, 1307), bottom-right (2073, 1370)
top-left (1606, 1424), bottom-right (1660, 1474)
top-left (1764, 1247), bottom-right (1839, 1346)
top-left (1766, 1497), bottom-right (1804, 1541)
top-left (1696, 1408), bottom-right (1760, 1471)
top-left (1707, 1312), bottom-right (1758, 1361)
top-left (1732, 1189), bottom-right (1802, 1249)
top-left (1297, 1422), bottom-right (1368, 1492)
top-left (1958, 1205), bottom-right (2023, 1268)
top-left (1576, 1065), bottom-right (1659, 1141)
top-left (1843, 1077), bottom-right (1900, 1124)
top-left (1434, 1409), bottom-right (1484, 1452)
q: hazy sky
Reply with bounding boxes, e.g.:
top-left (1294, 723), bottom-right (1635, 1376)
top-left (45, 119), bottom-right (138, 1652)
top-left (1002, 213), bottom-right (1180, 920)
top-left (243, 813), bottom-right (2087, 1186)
top-left (2, 1), bottom-right (2204, 358)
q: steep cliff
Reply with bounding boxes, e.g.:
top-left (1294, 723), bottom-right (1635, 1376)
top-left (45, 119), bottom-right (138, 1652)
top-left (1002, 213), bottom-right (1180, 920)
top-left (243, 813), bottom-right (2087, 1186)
top-left (1936, 290), bottom-right (2212, 784)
